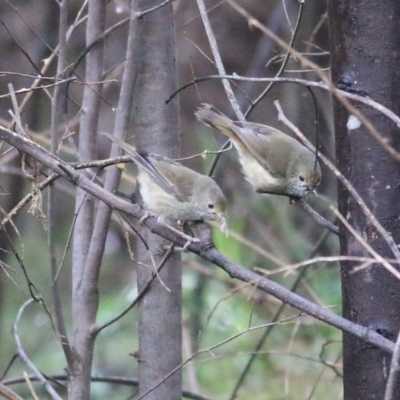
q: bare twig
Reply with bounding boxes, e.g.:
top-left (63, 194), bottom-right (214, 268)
top-left (3, 0), bottom-right (88, 134)
top-left (306, 12), bottom-right (328, 54)
top-left (12, 299), bottom-right (63, 400)
top-left (7, 84), bottom-right (24, 136)
top-left (0, 126), bottom-right (395, 355)
top-left (66, 15), bottom-right (129, 87)
top-left (23, 372), bottom-right (40, 400)
top-left (48, 0), bottom-right (73, 370)
top-left (224, 0), bottom-right (400, 166)
top-left (135, 0), bottom-right (173, 19)
top-left (274, 100), bottom-right (400, 262)
top-left (294, 198), bottom-right (338, 234)
top-left (168, 75), bottom-right (400, 146)
top-left (3, 0), bottom-right (54, 53)
top-left (229, 229), bottom-right (331, 400)
top-left (2, 374), bottom-right (212, 400)
top-left (0, 156), bottom-right (133, 230)
top-left (384, 328), bottom-right (400, 400)
top-left (92, 244), bottom-right (175, 335)
top-left (0, 383), bottom-right (24, 400)
top-left (245, 0), bottom-right (304, 117)
top-left (83, 0), bottom-right (141, 337)
top-left (195, 0), bottom-right (244, 121)
top-left (333, 207), bottom-right (400, 280)
top-left (257, 255), bottom-right (400, 277)
top-left (0, 78), bottom-right (76, 100)
top-left (137, 315), bottom-right (303, 400)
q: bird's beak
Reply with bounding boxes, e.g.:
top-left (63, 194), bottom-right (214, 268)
top-left (311, 188), bottom-right (318, 197)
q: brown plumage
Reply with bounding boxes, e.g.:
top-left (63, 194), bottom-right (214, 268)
top-left (195, 104), bottom-right (321, 198)
top-left (102, 132), bottom-right (227, 234)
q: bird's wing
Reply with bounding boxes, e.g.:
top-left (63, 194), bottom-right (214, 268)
top-left (135, 153), bottom-right (187, 201)
top-left (232, 123), bottom-right (294, 178)
top-left (147, 158), bottom-right (200, 202)
top-left (101, 132), bottom-right (185, 201)
top-left (196, 105), bottom-right (293, 178)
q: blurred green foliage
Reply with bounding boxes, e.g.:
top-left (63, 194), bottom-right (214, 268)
top-left (0, 0), bottom-right (341, 398)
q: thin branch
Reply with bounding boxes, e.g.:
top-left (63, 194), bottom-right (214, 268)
top-left (168, 75), bottom-right (400, 151)
top-left (224, 0), bottom-right (400, 165)
top-left (0, 219), bottom-right (40, 300)
top-left (3, 0), bottom-right (55, 53)
top-left (0, 20), bottom-right (44, 79)
top-left (0, 126), bottom-right (395, 355)
top-left (333, 207), bottom-right (400, 280)
top-left (137, 315), bottom-right (303, 400)
top-left (306, 12), bottom-right (328, 54)
top-left (0, 78), bottom-right (76, 100)
top-left (245, 0), bottom-right (304, 117)
top-left (92, 245), bottom-right (175, 335)
top-left (229, 229), bottom-right (331, 400)
top-left (294, 198), bottom-right (338, 235)
top-left (0, 354), bottom-right (19, 381)
top-left (195, 0), bottom-right (244, 121)
top-left (0, 383), bottom-right (24, 400)
top-left (257, 255), bottom-right (397, 277)
top-left (65, 15), bottom-right (129, 92)
top-left (135, 0), bottom-right (173, 19)
top-left (48, 0), bottom-right (73, 370)
top-left (2, 374), bottom-right (212, 400)
top-left (384, 328), bottom-right (400, 400)
top-left (84, 0), bottom-right (141, 334)
top-left (274, 100), bottom-right (400, 262)
top-left (12, 299), bottom-right (63, 400)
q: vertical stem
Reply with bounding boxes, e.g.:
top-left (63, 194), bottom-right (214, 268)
top-left (69, 1), bottom-right (106, 398)
top-left (48, 0), bottom-right (73, 367)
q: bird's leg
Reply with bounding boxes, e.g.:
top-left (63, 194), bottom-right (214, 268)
top-left (157, 219), bottom-right (200, 250)
top-left (139, 211), bottom-right (153, 224)
top-left (161, 222), bottom-right (198, 241)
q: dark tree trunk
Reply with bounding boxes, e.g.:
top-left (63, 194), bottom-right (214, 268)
top-left (132, 1), bottom-right (182, 399)
top-left (329, 1), bottom-right (400, 398)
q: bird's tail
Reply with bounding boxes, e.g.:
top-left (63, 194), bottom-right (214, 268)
top-left (195, 104), bottom-right (241, 142)
top-left (101, 132), bottom-right (138, 157)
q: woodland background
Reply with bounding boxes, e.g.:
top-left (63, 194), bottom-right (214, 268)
top-left (0, 0), bottom-right (398, 399)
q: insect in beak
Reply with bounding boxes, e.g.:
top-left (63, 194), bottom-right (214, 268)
top-left (218, 215), bottom-right (228, 237)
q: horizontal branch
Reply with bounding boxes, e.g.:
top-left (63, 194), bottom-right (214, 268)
top-left (167, 74), bottom-right (400, 147)
top-left (0, 126), bottom-right (394, 354)
top-left (2, 374), bottom-right (210, 400)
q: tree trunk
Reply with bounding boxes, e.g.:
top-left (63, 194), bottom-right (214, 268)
top-left (329, 1), bottom-right (400, 398)
top-left (132, 1), bottom-right (182, 399)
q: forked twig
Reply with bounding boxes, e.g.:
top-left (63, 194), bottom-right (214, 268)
top-left (275, 100), bottom-right (400, 262)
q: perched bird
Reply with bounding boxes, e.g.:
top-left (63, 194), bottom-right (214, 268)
top-left (195, 104), bottom-right (321, 199)
top-left (102, 133), bottom-right (227, 241)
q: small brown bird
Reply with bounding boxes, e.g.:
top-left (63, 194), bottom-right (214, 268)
top-left (195, 104), bottom-right (321, 198)
top-left (102, 133), bottom-right (227, 241)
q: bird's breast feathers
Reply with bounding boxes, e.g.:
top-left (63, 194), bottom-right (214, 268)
top-left (138, 171), bottom-right (180, 213)
top-left (239, 151), bottom-right (281, 190)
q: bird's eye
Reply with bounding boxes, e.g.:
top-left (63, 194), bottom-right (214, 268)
top-left (207, 203), bottom-right (214, 209)
top-left (299, 176), bottom-right (305, 182)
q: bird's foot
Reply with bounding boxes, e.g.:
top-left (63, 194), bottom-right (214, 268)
top-left (159, 221), bottom-right (200, 251)
top-left (139, 211), bottom-right (153, 225)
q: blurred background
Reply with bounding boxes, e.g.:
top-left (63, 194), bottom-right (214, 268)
top-left (0, 0), bottom-right (341, 399)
